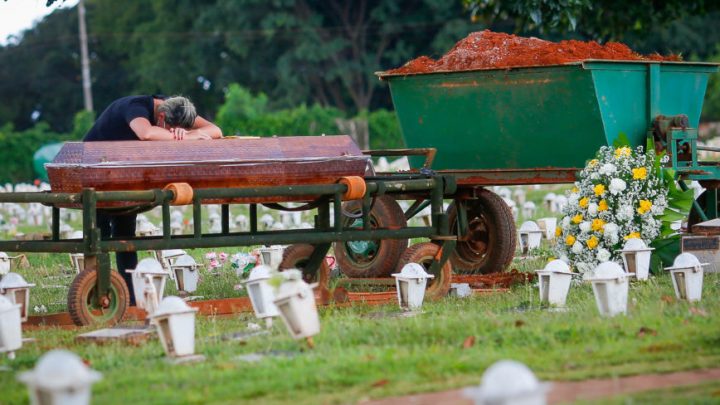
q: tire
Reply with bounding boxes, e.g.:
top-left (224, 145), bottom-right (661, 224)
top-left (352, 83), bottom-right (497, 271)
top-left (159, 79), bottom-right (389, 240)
top-left (448, 189), bottom-right (517, 274)
top-left (67, 269), bottom-right (129, 326)
top-left (279, 244), bottom-right (330, 286)
top-left (395, 242), bottom-right (452, 300)
top-left (333, 195), bottom-right (408, 277)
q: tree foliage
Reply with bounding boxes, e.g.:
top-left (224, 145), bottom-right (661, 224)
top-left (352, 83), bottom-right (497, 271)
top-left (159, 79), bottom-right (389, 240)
top-left (1, 0), bottom-right (720, 139)
top-left (465, 0), bottom-right (720, 41)
top-left (216, 84), bottom-right (345, 137)
top-left (0, 122), bottom-right (76, 183)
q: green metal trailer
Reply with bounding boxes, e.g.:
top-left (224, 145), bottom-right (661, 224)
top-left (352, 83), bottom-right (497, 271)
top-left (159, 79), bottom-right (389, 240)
top-left (0, 174), bottom-right (457, 326)
top-left (379, 60), bottom-right (719, 272)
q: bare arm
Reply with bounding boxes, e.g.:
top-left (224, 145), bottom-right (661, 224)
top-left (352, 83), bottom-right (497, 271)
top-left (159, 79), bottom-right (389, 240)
top-left (186, 116), bottom-right (223, 139)
top-left (129, 116), bottom-right (222, 141)
top-left (128, 117), bottom-right (176, 141)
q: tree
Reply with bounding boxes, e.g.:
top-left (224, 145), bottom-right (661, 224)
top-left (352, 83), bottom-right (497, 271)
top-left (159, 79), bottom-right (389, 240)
top-left (0, 7), bottom-right (83, 132)
top-left (464, 0), bottom-right (720, 41)
top-left (187, 0), bottom-right (477, 113)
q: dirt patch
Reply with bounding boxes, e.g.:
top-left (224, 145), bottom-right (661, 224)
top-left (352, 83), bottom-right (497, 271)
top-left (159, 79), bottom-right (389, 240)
top-left (386, 30), bottom-right (680, 74)
top-left (359, 368), bottom-right (720, 405)
top-left (452, 269), bottom-right (534, 289)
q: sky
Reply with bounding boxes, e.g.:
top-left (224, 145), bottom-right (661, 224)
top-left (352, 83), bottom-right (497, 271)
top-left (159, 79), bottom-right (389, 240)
top-left (0, 0), bottom-right (79, 45)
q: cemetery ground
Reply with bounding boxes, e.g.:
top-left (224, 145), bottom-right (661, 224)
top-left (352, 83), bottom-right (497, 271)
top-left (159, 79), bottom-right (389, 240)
top-left (1, 187), bottom-right (719, 404)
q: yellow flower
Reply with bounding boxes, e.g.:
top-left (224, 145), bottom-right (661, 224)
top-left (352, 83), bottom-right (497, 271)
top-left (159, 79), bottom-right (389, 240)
top-left (572, 187), bottom-right (579, 193)
top-left (565, 235), bottom-right (576, 246)
top-left (637, 199), bottom-right (653, 215)
top-left (572, 214), bottom-right (583, 224)
top-left (591, 218), bottom-right (606, 232)
top-left (579, 197), bottom-right (589, 208)
top-left (632, 167), bottom-right (647, 180)
top-left (593, 184), bottom-right (606, 197)
top-left (587, 235), bottom-right (599, 249)
top-left (588, 159), bottom-right (599, 167)
top-left (614, 147), bottom-right (631, 158)
top-left (624, 232), bottom-right (641, 240)
top-left (555, 226), bottom-right (562, 237)
top-left (598, 199), bottom-right (609, 212)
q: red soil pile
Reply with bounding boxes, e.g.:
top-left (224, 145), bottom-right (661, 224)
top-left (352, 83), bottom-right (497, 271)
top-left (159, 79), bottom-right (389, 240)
top-left (387, 30), bottom-right (680, 74)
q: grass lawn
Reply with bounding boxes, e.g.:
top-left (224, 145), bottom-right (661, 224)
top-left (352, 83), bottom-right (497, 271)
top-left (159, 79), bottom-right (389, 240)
top-left (1, 186), bottom-right (717, 404)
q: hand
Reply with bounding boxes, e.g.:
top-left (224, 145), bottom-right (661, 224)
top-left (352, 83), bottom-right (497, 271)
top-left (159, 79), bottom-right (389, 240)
top-left (170, 127), bottom-right (187, 140)
top-left (186, 130), bottom-right (212, 140)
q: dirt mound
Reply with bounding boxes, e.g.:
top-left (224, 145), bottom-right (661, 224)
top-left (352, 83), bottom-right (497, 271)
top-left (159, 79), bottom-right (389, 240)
top-left (386, 30), bottom-right (680, 74)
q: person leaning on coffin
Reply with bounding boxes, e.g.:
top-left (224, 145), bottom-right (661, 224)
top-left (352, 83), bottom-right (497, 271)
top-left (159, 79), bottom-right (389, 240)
top-left (82, 95), bottom-right (222, 306)
top-left (83, 94), bottom-right (223, 142)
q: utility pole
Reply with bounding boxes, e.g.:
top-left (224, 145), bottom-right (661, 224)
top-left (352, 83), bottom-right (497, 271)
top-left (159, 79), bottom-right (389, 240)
top-left (78, 0), bottom-right (93, 112)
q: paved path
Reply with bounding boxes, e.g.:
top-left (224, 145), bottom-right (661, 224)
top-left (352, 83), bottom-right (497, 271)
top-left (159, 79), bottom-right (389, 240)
top-left (361, 368), bottom-right (720, 404)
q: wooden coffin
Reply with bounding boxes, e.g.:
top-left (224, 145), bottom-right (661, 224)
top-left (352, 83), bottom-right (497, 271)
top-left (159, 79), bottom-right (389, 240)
top-left (46, 135), bottom-right (369, 206)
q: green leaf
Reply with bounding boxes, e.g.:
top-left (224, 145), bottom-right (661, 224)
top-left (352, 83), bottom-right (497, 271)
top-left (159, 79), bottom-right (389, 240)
top-left (658, 222), bottom-right (677, 238)
top-left (650, 235), bottom-right (681, 271)
top-left (612, 132), bottom-right (631, 148)
top-left (658, 209), bottom-right (687, 222)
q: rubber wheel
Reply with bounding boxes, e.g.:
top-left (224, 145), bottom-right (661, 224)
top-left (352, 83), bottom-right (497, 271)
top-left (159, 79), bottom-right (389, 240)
top-left (333, 195), bottom-right (408, 278)
top-left (279, 244), bottom-right (330, 286)
top-left (67, 269), bottom-right (129, 326)
top-left (338, 176), bottom-right (367, 200)
top-left (395, 242), bottom-right (452, 300)
top-left (688, 191), bottom-right (718, 229)
top-left (163, 182), bottom-right (194, 205)
top-left (448, 189), bottom-right (517, 274)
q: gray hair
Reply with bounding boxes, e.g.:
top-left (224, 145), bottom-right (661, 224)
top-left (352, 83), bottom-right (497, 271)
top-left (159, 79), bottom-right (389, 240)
top-left (158, 96), bottom-right (197, 128)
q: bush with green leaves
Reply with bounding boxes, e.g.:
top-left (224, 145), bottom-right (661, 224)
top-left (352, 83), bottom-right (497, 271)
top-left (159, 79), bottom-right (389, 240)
top-left (216, 84), bottom-right (405, 148)
top-left (0, 122), bottom-right (76, 183)
top-left (216, 84), bottom-right (345, 137)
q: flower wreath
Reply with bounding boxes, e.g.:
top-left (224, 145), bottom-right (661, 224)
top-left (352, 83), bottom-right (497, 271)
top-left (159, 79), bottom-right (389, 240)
top-left (555, 144), bottom-right (677, 274)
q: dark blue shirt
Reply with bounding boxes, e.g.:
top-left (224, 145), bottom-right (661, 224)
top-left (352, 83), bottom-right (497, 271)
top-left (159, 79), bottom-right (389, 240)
top-left (83, 95), bottom-right (158, 141)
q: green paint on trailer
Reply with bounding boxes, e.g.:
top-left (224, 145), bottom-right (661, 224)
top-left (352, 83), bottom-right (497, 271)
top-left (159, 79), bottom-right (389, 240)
top-left (380, 61), bottom-right (718, 171)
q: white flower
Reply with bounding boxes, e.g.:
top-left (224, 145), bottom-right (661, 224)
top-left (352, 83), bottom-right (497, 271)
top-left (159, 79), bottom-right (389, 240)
top-left (616, 204), bottom-right (634, 222)
top-left (555, 145), bottom-right (668, 275)
top-left (596, 248), bottom-right (611, 262)
top-left (599, 163), bottom-right (616, 176)
top-left (609, 178), bottom-right (627, 195)
top-left (579, 221), bottom-right (591, 233)
top-left (576, 262), bottom-right (592, 274)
